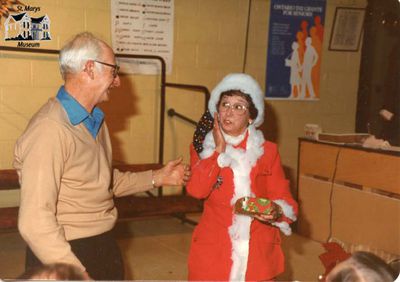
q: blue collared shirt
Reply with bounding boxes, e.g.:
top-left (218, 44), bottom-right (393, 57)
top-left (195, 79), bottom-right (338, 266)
top-left (56, 86), bottom-right (104, 139)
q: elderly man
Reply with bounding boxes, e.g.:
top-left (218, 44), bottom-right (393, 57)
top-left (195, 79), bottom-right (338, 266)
top-left (13, 32), bottom-right (190, 280)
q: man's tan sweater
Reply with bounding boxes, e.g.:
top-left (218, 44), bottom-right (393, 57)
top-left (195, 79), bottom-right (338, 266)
top-left (14, 98), bottom-right (153, 271)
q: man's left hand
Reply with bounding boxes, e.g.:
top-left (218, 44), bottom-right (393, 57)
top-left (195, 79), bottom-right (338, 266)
top-left (153, 157), bottom-right (191, 187)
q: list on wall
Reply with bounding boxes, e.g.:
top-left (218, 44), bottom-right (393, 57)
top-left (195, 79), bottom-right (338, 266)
top-left (111, 0), bottom-right (174, 75)
top-left (265, 0), bottom-right (326, 100)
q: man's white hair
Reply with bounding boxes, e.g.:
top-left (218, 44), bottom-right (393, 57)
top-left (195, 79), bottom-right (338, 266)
top-left (59, 32), bottom-right (104, 79)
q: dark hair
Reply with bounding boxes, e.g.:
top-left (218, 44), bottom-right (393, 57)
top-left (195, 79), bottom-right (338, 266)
top-left (217, 90), bottom-right (258, 120)
top-left (327, 251), bottom-right (396, 282)
top-left (18, 263), bottom-right (86, 280)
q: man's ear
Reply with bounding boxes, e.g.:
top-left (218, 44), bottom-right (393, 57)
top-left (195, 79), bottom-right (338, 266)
top-left (83, 60), bottom-right (95, 80)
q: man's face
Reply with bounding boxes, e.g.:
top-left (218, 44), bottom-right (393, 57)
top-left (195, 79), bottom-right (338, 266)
top-left (94, 45), bottom-right (120, 103)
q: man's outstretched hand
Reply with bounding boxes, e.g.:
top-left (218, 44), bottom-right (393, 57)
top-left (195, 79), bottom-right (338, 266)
top-left (152, 157), bottom-right (191, 187)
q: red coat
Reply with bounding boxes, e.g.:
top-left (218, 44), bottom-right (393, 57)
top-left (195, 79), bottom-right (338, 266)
top-left (186, 137), bottom-right (298, 281)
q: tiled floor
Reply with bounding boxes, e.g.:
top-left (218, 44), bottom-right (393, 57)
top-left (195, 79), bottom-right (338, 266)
top-left (0, 215), bottom-right (325, 281)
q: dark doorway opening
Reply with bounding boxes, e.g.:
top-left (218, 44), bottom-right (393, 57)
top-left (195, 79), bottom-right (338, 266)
top-left (356, 0), bottom-right (400, 146)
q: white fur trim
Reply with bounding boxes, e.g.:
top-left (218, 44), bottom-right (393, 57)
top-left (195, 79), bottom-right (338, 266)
top-left (226, 126), bottom-right (264, 281)
top-left (272, 221), bottom-right (292, 236)
top-left (229, 215), bottom-right (252, 281)
top-left (222, 129), bottom-right (246, 146)
top-left (199, 131), bottom-right (216, 160)
top-left (217, 153), bottom-right (231, 167)
top-left (208, 73), bottom-right (265, 127)
top-left (273, 199), bottom-right (297, 221)
top-left (271, 199), bottom-right (297, 236)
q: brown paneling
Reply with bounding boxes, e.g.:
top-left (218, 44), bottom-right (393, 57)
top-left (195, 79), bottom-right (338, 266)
top-left (0, 170), bottom-right (19, 189)
top-left (297, 139), bottom-right (400, 256)
top-left (297, 176), bottom-right (332, 242)
top-left (299, 141), bottom-right (340, 180)
top-left (332, 184), bottom-right (400, 255)
top-left (0, 207), bottom-right (18, 230)
top-left (335, 148), bottom-right (400, 195)
top-left (0, 195), bottom-right (203, 231)
top-left (116, 195), bottom-right (202, 220)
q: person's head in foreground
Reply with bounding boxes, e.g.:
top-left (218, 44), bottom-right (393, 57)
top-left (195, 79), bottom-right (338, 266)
top-left (325, 251), bottom-right (397, 282)
top-left (18, 263), bottom-right (88, 280)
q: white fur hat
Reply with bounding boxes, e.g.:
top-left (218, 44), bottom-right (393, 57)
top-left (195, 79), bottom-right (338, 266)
top-left (208, 73), bottom-right (265, 127)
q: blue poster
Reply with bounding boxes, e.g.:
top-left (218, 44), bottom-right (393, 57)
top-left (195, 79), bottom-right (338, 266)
top-left (266, 0), bottom-right (326, 100)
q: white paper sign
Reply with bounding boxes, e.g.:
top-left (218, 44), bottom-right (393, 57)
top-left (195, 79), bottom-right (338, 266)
top-left (111, 0), bottom-right (174, 74)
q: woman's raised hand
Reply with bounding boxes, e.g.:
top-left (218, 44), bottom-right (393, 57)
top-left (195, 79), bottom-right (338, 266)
top-left (213, 112), bottom-right (226, 153)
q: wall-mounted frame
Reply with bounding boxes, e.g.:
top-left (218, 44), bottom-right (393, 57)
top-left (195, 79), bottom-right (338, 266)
top-left (329, 7), bottom-right (366, 52)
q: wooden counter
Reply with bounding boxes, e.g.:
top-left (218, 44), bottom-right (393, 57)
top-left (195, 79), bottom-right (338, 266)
top-left (296, 138), bottom-right (400, 256)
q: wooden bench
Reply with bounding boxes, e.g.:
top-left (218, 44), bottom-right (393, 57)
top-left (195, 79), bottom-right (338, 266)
top-left (0, 164), bottom-right (203, 231)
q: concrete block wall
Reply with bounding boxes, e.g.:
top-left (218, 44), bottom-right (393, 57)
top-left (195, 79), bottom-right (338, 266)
top-left (0, 0), bottom-right (366, 203)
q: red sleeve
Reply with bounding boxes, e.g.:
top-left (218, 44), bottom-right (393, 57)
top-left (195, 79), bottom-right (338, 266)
top-left (186, 144), bottom-right (221, 199)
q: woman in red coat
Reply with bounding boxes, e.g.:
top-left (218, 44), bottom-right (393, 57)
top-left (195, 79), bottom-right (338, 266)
top-left (186, 73), bottom-right (298, 281)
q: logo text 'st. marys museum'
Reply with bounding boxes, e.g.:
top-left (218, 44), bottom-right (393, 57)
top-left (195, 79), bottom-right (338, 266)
top-left (17, 5), bottom-right (41, 13)
top-left (17, 41), bottom-right (40, 47)
top-left (4, 6), bottom-right (51, 48)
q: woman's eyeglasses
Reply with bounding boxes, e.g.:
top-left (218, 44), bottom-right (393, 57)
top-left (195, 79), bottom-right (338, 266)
top-left (94, 60), bottom-right (120, 78)
top-left (219, 101), bottom-right (248, 115)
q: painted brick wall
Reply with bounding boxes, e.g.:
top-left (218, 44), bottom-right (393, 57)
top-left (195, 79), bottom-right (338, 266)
top-left (0, 0), bottom-right (366, 203)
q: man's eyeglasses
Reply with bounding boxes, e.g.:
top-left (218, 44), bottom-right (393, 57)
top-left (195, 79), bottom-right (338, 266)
top-left (219, 101), bottom-right (248, 115)
top-left (94, 60), bottom-right (120, 78)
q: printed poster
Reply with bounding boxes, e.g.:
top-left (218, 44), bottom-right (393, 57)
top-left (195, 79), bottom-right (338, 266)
top-left (111, 0), bottom-right (174, 75)
top-left (266, 0), bottom-right (326, 100)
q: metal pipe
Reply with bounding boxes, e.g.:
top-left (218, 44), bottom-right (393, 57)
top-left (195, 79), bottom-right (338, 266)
top-left (167, 109), bottom-right (197, 126)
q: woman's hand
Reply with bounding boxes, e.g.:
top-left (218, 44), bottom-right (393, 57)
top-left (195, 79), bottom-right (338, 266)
top-left (253, 214), bottom-right (275, 222)
top-left (253, 204), bottom-right (283, 223)
top-left (213, 112), bottom-right (226, 153)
